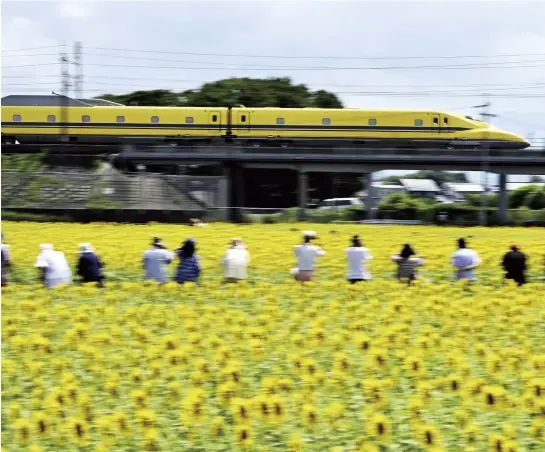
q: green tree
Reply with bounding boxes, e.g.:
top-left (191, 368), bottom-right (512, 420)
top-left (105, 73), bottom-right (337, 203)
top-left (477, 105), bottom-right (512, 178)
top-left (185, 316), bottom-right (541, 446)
top-left (95, 77), bottom-right (343, 108)
top-left (380, 171), bottom-right (468, 186)
top-left (509, 185), bottom-right (545, 209)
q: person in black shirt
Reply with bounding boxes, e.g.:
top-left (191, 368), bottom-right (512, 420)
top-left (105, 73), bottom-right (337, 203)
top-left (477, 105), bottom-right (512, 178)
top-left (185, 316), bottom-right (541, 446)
top-left (77, 243), bottom-right (105, 288)
top-left (502, 244), bottom-right (527, 286)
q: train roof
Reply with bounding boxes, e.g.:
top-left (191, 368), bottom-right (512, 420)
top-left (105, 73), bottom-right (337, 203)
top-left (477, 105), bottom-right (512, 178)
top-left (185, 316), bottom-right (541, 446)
top-left (1, 95), bottom-right (92, 107)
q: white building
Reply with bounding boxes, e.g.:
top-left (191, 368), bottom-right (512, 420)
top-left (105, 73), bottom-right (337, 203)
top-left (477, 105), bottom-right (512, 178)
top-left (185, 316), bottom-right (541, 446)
top-left (356, 183), bottom-right (406, 203)
top-left (400, 179), bottom-right (441, 199)
top-left (442, 183), bottom-right (484, 202)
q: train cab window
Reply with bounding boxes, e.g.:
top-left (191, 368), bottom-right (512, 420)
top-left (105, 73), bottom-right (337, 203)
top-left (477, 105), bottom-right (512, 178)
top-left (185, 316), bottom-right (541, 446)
top-left (444, 117), bottom-right (449, 125)
top-left (276, 118), bottom-right (285, 125)
top-left (13, 114), bottom-right (21, 122)
top-left (414, 119), bottom-right (423, 127)
top-left (212, 115), bottom-right (218, 122)
top-left (116, 116), bottom-right (125, 123)
top-left (368, 118), bottom-right (377, 126)
top-left (47, 115), bottom-right (56, 123)
top-left (322, 118), bottom-right (331, 126)
top-left (241, 115), bottom-right (247, 123)
top-left (82, 115), bottom-right (91, 123)
top-left (151, 116), bottom-right (159, 124)
top-left (186, 117), bottom-right (194, 124)
top-left (433, 117), bottom-right (439, 125)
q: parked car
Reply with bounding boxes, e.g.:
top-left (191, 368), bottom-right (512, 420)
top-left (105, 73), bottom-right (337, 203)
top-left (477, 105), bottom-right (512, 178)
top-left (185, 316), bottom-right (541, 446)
top-left (316, 198), bottom-right (364, 211)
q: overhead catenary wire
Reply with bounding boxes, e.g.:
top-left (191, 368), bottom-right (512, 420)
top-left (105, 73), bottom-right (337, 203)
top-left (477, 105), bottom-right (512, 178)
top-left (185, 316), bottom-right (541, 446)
top-left (3, 74), bottom-right (545, 90)
top-left (1, 45), bottom-right (64, 54)
top-left (84, 46), bottom-right (545, 60)
top-left (4, 60), bottom-right (545, 71)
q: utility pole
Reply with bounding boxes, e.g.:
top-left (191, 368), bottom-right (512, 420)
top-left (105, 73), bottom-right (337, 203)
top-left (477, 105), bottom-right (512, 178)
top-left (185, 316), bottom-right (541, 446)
top-left (73, 41), bottom-right (83, 99)
top-left (473, 97), bottom-right (497, 227)
top-left (60, 50), bottom-right (71, 140)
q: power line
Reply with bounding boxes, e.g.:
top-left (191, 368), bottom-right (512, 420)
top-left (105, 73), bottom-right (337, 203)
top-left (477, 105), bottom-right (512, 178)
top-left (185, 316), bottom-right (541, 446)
top-left (2, 62), bottom-right (61, 69)
top-left (3, 87), bottom-right (544, 98)
top-left (53, 52), bottom-right (545, 69)
top-left (8, 61), bottom-right (542, 71)
top-left (86, 46), bottom-right (545, 61)
top-left (3, 74), bottom-right (545, 90)
top-left (5, 57), bottom-right (545, 71)
top-left (4, 82), bottom-right (544, 94)
top-left (1, 45), bottom-right (64, 54)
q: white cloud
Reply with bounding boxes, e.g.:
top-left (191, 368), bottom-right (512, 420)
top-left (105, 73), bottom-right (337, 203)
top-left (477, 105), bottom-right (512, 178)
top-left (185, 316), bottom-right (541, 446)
top-left (56, 1), bottom-right (90, 19)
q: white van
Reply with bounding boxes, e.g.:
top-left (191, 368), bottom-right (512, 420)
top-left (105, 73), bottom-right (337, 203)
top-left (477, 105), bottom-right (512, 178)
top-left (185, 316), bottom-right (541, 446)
top-left (316, 198), bottom-right (364, 211)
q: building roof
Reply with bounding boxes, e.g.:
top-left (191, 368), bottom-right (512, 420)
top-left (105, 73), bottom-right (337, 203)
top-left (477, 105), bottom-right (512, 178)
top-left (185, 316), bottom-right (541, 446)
top-left (400, 178), bottom-right (440, 192)
top-left (443, 183), bottom-right (484, 193)
top-left (373, 183), bottom-right (406, 189)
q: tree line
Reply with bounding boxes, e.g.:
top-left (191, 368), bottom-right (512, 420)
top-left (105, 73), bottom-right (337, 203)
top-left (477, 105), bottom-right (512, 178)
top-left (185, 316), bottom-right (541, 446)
top-left (96, 77), bottom-right (344, 109)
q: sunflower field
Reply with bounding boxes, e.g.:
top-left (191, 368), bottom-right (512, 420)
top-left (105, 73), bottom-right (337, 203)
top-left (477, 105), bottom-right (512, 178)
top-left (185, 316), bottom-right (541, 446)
top-left (2, 221), bottom-right (545, 452)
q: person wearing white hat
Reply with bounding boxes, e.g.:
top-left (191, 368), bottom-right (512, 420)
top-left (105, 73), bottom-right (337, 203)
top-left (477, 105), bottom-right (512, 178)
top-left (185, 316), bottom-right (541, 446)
top-left (35, 244), bottom-right (72, 288)
top-left (77, 243), bottom-right (105, 287)
top-left (221, 238), bottom-right (250, 283)
top-left (293, 231), bottom-right (325, 282)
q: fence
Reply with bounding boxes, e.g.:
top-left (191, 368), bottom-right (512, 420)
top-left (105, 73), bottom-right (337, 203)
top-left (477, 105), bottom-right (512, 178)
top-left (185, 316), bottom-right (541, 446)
top-left (1, 169), bottom-right (225, 212)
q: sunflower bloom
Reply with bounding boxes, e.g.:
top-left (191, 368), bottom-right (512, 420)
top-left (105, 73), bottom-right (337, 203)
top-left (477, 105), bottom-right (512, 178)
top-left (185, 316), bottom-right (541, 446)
top-left (367, 413), bottom-right (391, 444)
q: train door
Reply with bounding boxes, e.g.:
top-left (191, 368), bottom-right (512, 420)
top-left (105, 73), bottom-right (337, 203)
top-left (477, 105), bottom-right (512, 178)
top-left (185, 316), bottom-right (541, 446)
top-left (431, 113), bottom-right (441, 138)
top-left (432, 114), bottom-right (441, 135)
top-left (235, 111), bottom-right (250, 133)
top-left (209, 111), bottom-right (221, 133)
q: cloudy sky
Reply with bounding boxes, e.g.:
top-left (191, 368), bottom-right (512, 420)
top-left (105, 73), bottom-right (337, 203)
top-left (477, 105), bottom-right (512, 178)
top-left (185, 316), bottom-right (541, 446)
top-left (2, 0), bottom-right (544, 181)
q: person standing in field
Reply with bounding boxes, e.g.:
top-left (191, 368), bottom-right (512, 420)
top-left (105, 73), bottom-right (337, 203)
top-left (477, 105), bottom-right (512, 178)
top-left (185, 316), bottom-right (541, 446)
top-left (222, 238), bottom-right (250, 283)
top-left (1, 234), bottom-right (11, 287)
top-left (451, 238), bottom-right (482, 282)
top-left (345, 235), bottom-right (373, 284)
top-left (293, 231), bottom-right (325, 282)
top-left (391, 243), bottom-right (425, 285)
top-left (143, 237), bottom-right (174, 284)
top-left (77, 243), bottom-right (105, 288)
top-left (174, 238), bottom-right (201, 284)
top-left (501, 244), bottom-right (528, 286)
top-left (35, 244), bottom-right (72, 288)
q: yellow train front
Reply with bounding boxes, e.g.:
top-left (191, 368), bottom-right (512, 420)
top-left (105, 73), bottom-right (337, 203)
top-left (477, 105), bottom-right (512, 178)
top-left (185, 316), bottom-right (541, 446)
top-left (1, 96), bottom-right (529, 149)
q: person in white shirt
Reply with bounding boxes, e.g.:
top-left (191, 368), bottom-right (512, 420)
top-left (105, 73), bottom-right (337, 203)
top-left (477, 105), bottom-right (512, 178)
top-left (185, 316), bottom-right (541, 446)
top-left (143, 237), bottom-right (174, 284)
top-left (345, 235), bottom-right (373, 284)
top-left (451, 238), bottom-right (482, 282)
top-left (222, 238), bottom-right (250, 283)
top-left (35, 244), bottom-right (72, 288)
top-left (293, 231), bottom-right (325, 282)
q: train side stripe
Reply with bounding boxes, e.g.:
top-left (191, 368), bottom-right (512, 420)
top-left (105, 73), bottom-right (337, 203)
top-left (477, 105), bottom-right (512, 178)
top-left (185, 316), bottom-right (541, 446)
top-left (1, 122), bottom-right (470, 132)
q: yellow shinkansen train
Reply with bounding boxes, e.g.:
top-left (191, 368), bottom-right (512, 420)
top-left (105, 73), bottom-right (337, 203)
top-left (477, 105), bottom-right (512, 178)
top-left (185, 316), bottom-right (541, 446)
top-left (1, 96), bottom-right (530, 149)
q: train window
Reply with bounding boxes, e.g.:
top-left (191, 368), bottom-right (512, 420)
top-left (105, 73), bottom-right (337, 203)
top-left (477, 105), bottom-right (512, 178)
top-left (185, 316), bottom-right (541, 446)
top-left (212, 115), bottom-right (218, 122)
top-left (116, 116), bottom-right (125, 123)
top-left (47, 115), bottom-right (56, 123)
top-left (368, 118), bottom-right (377, 126)
top-left (151, 116), bottom-right (159, 124)
top-left (82, 115), bottom-right (91, 123)
top-left (444, 117), bottom-right (449, 125)
top-left (414, 119), bottom-right (423, 127)
top-left (433, 117), bottom-right (439, 125)
top-left (241, 115), bottom-right (247, 123)
top-left (13, 114), bottom-right (21, 122)
top-left (322, 118), bottom-right (331, 126)
top-left (276, 118), bottom-right (285, 125)
top-left (186, 117), bottom-right (194, 124)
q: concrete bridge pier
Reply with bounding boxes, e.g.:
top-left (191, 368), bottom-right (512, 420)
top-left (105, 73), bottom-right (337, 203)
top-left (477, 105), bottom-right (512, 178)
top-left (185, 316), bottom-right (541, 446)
top-left (365, 172), bottom-right (375, 220)
top-left (298, 170), bottom-right (308, 221)
top-left (498, 173), bottom-right (508, 226)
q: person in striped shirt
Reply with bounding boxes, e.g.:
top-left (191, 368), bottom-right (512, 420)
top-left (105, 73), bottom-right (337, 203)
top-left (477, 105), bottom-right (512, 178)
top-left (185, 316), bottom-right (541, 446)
top-left (391, 243), bottom-right (425, 285)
